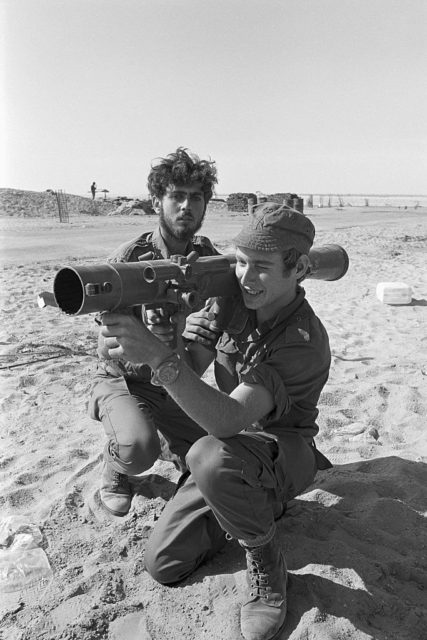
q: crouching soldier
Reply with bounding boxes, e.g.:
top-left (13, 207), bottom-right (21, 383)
top-left (99, 202), bottom-right (332, 640)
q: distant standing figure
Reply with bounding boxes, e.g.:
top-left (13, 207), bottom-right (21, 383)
top-left (91, 182), bottom-right (97, 199)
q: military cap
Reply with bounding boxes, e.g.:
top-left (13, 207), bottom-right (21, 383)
top-left (233, 201), bottom-right (315, 254)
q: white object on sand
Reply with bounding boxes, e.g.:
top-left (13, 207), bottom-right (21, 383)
top-left (376, 282), bottom-right (412, 305)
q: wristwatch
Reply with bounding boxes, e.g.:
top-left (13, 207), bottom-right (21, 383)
top-left (150, 354), bottom-right (181, 387)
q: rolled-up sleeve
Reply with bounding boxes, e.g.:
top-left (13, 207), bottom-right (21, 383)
top-left (240, 362), bottom-right (290, 421)
top-left (239, 334), bottom-right (330, 426)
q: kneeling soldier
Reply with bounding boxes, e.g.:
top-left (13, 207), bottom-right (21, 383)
top-left (100, 202), bottom-right (332, 640)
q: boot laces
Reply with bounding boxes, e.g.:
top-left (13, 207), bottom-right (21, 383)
top-left (110, 470), bottom-right (129, 491)
top-left (247, 547), bottom-right (272, 599)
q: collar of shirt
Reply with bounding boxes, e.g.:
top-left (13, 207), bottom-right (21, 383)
top-left (237, 286), bottom-right (307, 345)
top-left (150, 227), bottom-right (193, 258)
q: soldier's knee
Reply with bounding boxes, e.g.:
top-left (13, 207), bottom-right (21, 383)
top-left (106, 436), bottom-right (161, 475)
top-left (186, 434), bottom-right (218, 467)
top-left (185, 436), bottom-right (225, 487)
top-left (145, 543), bottom-right (193, 585)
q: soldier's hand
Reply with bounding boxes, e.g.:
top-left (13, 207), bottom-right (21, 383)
top-left (144, 307), bottom-right (175, 346)
top-left (182, 307), bottom-right (220, 347)
top-left (100, 312), bottom-right (168, 364)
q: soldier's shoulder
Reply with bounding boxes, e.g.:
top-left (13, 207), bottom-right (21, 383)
top-left (284, 301), bottom-right (325, 346)
top-left (284, 317), bottom-right (312, 344)
top-left (108, 231), bottom-right (156, 263)
top-left (192, 235), bottom-right (219, 256)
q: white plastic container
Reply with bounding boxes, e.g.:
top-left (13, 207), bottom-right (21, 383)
top-left (0, 516), bottom-right (53, 597)
top-left (376, 282), bottom-right (412, 305)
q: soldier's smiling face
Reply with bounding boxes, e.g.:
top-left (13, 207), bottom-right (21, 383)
top-left (235, 246), bottom-right (299, 323)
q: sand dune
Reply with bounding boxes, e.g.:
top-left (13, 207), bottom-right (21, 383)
top-left (0, 204), bottom-right (426, 639)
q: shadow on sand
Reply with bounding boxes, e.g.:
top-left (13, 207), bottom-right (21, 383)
top-left (181, 456), bottom-right (426, 640)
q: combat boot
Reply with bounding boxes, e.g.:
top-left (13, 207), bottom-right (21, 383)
top-left (100, 461), bottom-right (132, 516)
top-left (240, 533), bottom-right (288, 640)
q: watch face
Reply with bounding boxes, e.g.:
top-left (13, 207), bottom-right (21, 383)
top-left (151, 356), bottom-right (180, 386)
top-left (158, 362), bottom-right (179, 385)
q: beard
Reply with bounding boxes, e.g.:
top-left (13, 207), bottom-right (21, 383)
top-left (159, 210), bottom-right (205, 242)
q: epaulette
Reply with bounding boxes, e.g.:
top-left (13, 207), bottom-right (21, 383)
top-left (108, 232), bottom-right (158, 263)
top-left (192, 235), bottom-right (219, 255)
top-left (284, 317), bottom-right (311, 344)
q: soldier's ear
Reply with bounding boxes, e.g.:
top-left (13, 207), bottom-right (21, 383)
top-left (152, 196), bottom-right (162, 214)
top-left (295, 254), bottom-right (310, 280)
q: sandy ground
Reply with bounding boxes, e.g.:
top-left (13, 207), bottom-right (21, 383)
top-left (0, 203), bottom-right (426, 640)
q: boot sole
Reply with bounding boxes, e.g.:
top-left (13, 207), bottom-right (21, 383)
top-left (99, 492), bottom-right (131, 517)
top-left (100, 503), bottom-right (130, 517)
top-left (241, 611), bottom-right (287, 640)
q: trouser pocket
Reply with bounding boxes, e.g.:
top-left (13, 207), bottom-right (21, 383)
top-left (239, 434), bottom-right (291, 513)
top-left (250, 431), bottom-right (318, 503)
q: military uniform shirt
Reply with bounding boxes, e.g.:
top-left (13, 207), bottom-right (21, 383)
top-left (212, 286), bottom-right (331, 440)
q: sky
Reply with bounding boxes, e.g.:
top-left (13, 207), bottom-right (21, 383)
top-left (1, 0), bottom-right (426, 197)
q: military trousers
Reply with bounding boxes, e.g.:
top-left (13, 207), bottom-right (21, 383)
top-left (89, 374), bottom-right (318, 585)
top-left (89, 374), bottom-right (205, 474)
top-left (145, 430), bottom-right (317, 585)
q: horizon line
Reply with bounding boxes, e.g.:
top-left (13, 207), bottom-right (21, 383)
top-left (1, 187), bottom-right (427, 199)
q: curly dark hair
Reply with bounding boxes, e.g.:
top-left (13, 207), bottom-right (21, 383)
top-left (147, 147), bottom-right (218, 203)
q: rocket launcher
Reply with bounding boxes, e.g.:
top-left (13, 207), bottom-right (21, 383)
top-left (37, 244), bottom-right (349, 316)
